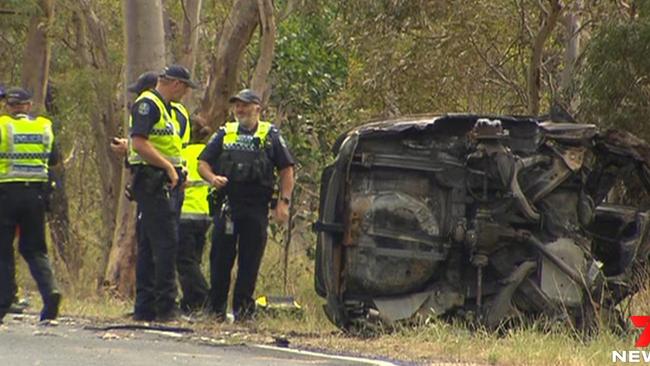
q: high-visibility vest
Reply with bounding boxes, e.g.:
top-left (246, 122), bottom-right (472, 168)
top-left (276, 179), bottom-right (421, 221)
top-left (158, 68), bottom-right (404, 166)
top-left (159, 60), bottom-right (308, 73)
top-left (222, 121), bottom-right (271, 148)
top-left (128, 91), bottom-right (183, 167)
top-left (181, 143), bottom-right (210, 220)
top-left (0, 114), bottom-right (54, 183)
top-left (217, 121), bottom-right (273, 186)
top-left (172, 102), bottom-right (191, 149)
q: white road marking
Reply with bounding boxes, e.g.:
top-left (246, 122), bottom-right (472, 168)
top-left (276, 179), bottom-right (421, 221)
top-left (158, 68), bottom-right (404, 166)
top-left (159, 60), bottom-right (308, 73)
top-left (251, 344), bottom-right (398, 366)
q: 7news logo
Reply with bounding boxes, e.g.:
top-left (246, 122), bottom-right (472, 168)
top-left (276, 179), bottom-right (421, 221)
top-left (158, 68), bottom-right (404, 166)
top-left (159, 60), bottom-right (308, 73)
top-left (612, 316), bottom-right (650, 363)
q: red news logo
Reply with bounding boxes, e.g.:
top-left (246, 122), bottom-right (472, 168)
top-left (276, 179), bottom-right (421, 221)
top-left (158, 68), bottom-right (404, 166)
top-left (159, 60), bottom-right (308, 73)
top-left (631, 316), bottom-right (650, 348)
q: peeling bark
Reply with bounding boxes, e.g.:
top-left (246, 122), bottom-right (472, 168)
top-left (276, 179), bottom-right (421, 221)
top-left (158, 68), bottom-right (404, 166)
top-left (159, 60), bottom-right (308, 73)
top-left (200, 0), bottom-right (259, 129)
top-left (21, 0), bottom-right (54, 113)
top-left (558, 0), bottom-right (582, 114)
top-left (178, 0), bottom-right (202, 74)
top-left (250, 0), bottom-right (276, 102)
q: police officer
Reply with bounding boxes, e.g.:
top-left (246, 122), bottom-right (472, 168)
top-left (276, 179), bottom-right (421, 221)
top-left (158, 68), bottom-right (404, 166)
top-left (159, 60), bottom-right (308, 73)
top-left (128, 65), bottom-right (197, 322)
top-left (178, 126), bottom-right (212, 313)
top-left (0, 87), bottom-right (61, 323)
top-left (118, 71), bottom-right (210, 313)
top-left (112, 71), bottom-right (192, 158)
top-left (198, 88), bottom-right (295, 321)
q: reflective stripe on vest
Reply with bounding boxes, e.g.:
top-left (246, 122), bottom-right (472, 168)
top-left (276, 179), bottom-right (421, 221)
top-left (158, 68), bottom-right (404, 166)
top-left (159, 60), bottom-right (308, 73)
top-left (128, 91), bottom-right (183, 167)
top-left (180, 212), bottom-right (210, 221)
top-left (181, 143), bottom-right (210, 217)
top-left (222, 121), bottom-right (271, 151)
top-left (0, 114), bottom-right (53, 182)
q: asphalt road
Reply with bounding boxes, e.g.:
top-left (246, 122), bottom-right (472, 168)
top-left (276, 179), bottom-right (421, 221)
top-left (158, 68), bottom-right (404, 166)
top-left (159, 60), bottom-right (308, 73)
top-left (0, 314), bottom-right (396, 366)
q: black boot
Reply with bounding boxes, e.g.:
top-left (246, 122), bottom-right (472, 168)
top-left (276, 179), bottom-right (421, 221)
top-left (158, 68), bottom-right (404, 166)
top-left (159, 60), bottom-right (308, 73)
top-left (40, 292), bottom-right (61, 321)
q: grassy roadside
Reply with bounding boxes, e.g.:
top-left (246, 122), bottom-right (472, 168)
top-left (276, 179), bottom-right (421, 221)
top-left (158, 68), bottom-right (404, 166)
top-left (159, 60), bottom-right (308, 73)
top-left (13, 236), bottom-right (649, 366)
top-left (43, 291), bottom-right (640, 366)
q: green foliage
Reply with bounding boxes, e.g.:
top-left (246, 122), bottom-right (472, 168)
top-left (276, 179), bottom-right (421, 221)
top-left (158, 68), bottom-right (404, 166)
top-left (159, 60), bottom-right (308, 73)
top-left (578, 16), bottom-right (650, 138)
top-left (270, 5), bottom-right (347, 157)
top-left (271, 10), bottom-right (346, 119)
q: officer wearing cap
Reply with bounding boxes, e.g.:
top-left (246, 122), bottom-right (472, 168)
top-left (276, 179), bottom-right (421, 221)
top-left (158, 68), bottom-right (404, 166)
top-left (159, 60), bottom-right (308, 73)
top-left (127, 72), bottom-right (193, 148)
top-left (113, 70), bottom-right (210, 314)
top-left (112, 72), bottom-right (210, 317)
top-left (112, 71), bottom-right (192, 156)
top-left (0, 87), bottom-right (61, 323)
top-left (128, 64), bottom-right (197, 322)
top-left (198, 88), bottom-right (295, 321)
top-left (0, 84), bottom-right (25, 313)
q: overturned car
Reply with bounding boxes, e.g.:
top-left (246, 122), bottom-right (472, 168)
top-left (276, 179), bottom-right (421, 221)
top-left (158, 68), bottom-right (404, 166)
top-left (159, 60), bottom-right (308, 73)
top-left (314, 114), bottom-right (650, 331)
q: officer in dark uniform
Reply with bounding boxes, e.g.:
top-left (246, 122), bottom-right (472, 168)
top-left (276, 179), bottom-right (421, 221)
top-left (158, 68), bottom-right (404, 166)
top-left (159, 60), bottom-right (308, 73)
top-left (118, 71), bottom-right (210, 314)
top-left (198, 88), bottom-right (295, 321)
top-left (0, 88), bottom-right (61, 323)
top-left (128, 65), bottom-right (197, 322)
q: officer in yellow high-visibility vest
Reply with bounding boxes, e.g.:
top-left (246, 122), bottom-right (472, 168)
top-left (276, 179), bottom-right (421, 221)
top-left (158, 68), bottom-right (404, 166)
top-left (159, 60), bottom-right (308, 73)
top-left (120, 71), bottom-right (207, 313)
top-left (177, 129), bottom-right (211, 313)
top-left (0, 87), bottom-right (61, 323)
top-left (113, 71), bottom-right (192, 159)
top-left (198, 89), bottom-right (295, 321)
top-left (0, 85), bottom-right (23, 316)
top-left (114, 71), bottom-right (208, 314)
top-left (128, 65), bottom-right (197, 322)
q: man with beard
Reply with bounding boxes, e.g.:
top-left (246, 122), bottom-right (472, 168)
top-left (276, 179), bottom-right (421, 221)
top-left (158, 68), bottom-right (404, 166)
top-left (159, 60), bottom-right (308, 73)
top-left (198, 89), bottom-right (295, 321)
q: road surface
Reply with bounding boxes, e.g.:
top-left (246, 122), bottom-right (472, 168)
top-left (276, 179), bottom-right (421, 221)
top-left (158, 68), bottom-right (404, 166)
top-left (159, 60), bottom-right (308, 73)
top-left (0, 314), bottom-right (398, 366)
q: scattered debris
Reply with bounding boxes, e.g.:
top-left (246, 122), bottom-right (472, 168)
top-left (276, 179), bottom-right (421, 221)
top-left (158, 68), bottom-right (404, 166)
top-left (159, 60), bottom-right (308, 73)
top-left (100, 332), bottom-right (121, 340)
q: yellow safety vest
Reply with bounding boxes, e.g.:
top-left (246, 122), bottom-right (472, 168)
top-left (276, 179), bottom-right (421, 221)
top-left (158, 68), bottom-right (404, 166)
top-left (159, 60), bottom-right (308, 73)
top-left (128, 91), bottom-right (183, 167)
top-left (222, 121), bottom-right (271, 148)
top-left (181, 143), bottom-right (210, 220)
top-left (0, 114), bottom-right (54, 183)
top-left (217, 121), bottom-right (275, 192)
top-left (172, 102), bottom-right (191, 149)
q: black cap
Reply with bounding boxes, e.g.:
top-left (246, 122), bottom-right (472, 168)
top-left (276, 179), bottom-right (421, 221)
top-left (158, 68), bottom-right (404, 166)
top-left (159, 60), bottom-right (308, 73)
top-left (127, 71), bottom-right (158, 94)
top-left (5, 87), bottom-right (32, 105)
top-left (228, 89), bottom-right (261, 105)
top-left (160, 64), bottom-right (198, 89)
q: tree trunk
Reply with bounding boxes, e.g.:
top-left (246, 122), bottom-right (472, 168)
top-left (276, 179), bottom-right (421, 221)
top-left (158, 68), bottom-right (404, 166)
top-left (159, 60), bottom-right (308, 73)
top-left (178, 0), bottom-right (202, 74)
top-left (527, 0), bottom-right (562, 116)
top-left (21, 0), bottom-right (75, 272)
top-left (21, 0), bottom-right (54, 113)
top-left (200, 0), bottom-right (259, 129)
top-left (104, 0), bottom-right (166, 297)
top-left (250, 0), bottom-right (276, 101)
top-left (74, 0), bottom-right (123, 288)
top-left (559, 0), bottom-right (581, 113)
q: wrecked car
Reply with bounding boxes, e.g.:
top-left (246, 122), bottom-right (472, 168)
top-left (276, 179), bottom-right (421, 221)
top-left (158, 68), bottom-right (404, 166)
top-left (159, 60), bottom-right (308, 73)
top-left (314, 114), bottom-right (650, 331)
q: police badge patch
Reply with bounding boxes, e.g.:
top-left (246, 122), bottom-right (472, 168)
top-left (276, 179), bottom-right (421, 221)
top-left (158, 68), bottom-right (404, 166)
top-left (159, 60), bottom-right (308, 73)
top-left (138, 102), bottom-right (150, 115)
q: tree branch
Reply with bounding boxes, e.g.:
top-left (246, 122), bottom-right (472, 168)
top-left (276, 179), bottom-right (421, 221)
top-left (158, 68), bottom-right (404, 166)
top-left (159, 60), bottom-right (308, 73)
top-left (527, 0), bottom-right (563, 115)
top-left (250, 0), bottom-right (276, 101)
